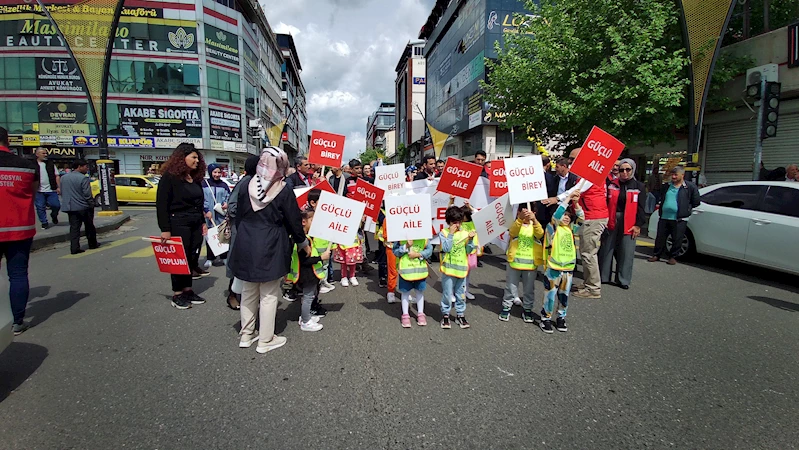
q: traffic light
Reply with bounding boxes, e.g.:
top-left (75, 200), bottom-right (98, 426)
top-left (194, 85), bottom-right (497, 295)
top-left (760, 82), bottom-right (781, 140)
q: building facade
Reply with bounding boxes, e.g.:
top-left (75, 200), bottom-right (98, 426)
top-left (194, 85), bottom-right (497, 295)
top-left (366, 102), bottom-right (395, 150)
top-left (0, 0), bottom-right (285, 175)
top-left (421, 0), bottom-right (535, 161)
top-left (276, 33), bottom-right (307, 159)
top-left (394, 39), bottom-right (426, 157)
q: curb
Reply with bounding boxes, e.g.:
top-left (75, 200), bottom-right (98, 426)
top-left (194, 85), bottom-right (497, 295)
top-left (31, 213), bottom-right (131, 251)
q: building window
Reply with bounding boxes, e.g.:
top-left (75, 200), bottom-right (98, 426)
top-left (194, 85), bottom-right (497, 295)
top-left (245, 80), bottom-right (256, 113)
top-left (207, 67), bottom-right (241, 104)
top-left (108, 60), bottom-right (200, 96)
top-left (0, 57), bottom-right (39, 91)
top-left (0, 101), bottom-right (39, 134)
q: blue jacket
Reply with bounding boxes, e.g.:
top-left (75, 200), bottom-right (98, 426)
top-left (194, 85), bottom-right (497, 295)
top-left (202, 180), bottom-right (230, 227)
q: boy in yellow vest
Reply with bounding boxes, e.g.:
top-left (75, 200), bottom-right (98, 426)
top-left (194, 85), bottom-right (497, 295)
top-left (289, 209), bottom-right (331, 332)
top-left (392, 238), bottom-right (433, 328)
top-left (439, 206), bottom-right (476, 329)
top-left (541, 192), bottom-right (584, 333)
top-left (308, 189), bottom-right (336, 293)
top-left (500, 203), bottom-right (544, 322)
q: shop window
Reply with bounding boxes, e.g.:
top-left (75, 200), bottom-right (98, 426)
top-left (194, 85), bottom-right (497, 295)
top-left (1, 57), bottom-right (37, 91)
top-left (108, 60), bottom-right (200, 96)
top-left (0, 101), bottom-right (38, 134)
top-left (206, 67), bottom-right (241, 104)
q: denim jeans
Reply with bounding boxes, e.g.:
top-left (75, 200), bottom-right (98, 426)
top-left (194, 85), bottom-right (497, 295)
top-left (300, 283), bottom-right (318, 323)
top-left (0, 238), bottom-right (32, 324)
top-left (503, 266), bottom-right (536, 310)
top-left (35, 191), bottom-right (61, 225)
top-left (440, 275), bottom-right (466, 316)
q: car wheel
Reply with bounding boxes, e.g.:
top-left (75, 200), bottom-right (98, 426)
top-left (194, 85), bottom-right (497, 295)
top-left (94, 194), bottom-right (103, 207)
top-left (666, 230), bottom-right (695, 259)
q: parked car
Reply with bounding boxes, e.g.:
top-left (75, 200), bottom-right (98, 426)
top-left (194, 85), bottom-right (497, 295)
top-left (648, 181), bottom-right (799, 275)
top-left (1, 298), bottom-right (12, 354)
top-left (91, 175), bottom-right (160, 205)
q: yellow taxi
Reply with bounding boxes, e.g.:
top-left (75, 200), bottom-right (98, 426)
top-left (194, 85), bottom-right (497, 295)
top-left (91, 175), bottom-right (160, 205)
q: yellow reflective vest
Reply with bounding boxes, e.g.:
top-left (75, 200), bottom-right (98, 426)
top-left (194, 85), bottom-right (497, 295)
top-left (546, 225), bottom-right (577, 271)
top-left (440, 229), bottom-right (470, 279)
top-left (507, 220), bottom-right (543, 271)
top-left (398, 239), bottom-right (429, 281)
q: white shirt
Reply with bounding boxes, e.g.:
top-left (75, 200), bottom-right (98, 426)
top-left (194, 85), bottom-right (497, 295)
top-left (557, 174), bottom-right (569, 195)
top-left (38, 161), bottom-right (52, 193)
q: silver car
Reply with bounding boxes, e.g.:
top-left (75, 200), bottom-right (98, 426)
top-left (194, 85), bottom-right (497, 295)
top-left (648, 181), bottom-right (799, 276)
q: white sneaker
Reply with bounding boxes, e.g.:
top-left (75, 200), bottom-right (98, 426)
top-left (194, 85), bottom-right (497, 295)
top-left (513, 297), bottom-right (522, 306)
top-left (340, 278), bottom-right (349, 287)
top-left (203, 259), bottom-right (212, 269)
top-left (320, 284), bottom-right (333, 294)
top-left (323, 280), bottom-right (336, 290)
top-left (256, 336), bottom-right (287, 354)
top-left (239, 333), bottom-right (259, 348)
top-left (465, 291), bottom-right (475, 300)
top-left (387, 292), bottom-right (397, 304)
top-left (349, 277), bottom-right (359, 286)
top-left (300, 320), bottom-right (324, 332)
top-left (298, 316), bottom-right (321, 324)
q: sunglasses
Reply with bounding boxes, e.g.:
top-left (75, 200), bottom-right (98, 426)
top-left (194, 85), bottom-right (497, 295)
top-left (620, 167), bottom-right (633, 173)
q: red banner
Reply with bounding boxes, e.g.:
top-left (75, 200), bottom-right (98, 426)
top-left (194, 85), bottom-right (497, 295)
top-left (436, 157), bottom-right (482, 199)
top-left (488, 160), bottom-right (507, 197)
top-left (308, 130), bottom-right (346, 168)
top-left (295, 179), bottom-right (335, 210)
top-left (569, 126), bottom-right (625, 187)
top-left (351, 178), bottom-right (385, 221)
top-left (150, 236), bottom-right (191, 275)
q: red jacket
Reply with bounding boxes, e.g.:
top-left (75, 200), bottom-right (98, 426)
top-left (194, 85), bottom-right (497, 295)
top-left (607, 179), bottom-right (645, 234)
top-left (579, 182), bottom-right (609, 220)
top-left (0, 146), bottom-right (37, 241)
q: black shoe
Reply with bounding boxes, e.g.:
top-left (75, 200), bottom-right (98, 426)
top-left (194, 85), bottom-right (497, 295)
top-left (476, 260), bottom-right (483, 267)
top-left (619, 284), bottom-right (629, 290)
top-left (440, 315), bottom-right (451, 329)
top-left (185, 290), bottom-right (206, 304)
top-left (455, 315), bottom-right (470, 329)
top-left (12, 322), bottom-right (29, 336)
top-left (71, 249), bottom-right (85, 255)
top-left (41, 223), bottom-right (50, 230)
top-left (378, 279), bottom-right (387, 288)
top-left (51, 214), bottom-right (59, 225)
top-left (89, 243), bottom-right (100, 250)
top-left (171, 294), bottom-right (191, 310)
top-left (483, 246), bottom-right (492, 254)
top-left (212, 258), bottom-right (225, 267)
top-left (539, 319), bottom-right (554, 334)
top-left (192, 269), bottom-right (210, 280)
top-left (522, 310), bottom-right (535, 323)
top-left (311, 306), bottom-right (327, 317)
top-left (555, 317), bottom-right (568, 332)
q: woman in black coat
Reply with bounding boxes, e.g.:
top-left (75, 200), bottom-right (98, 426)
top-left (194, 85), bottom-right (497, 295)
top-left (229, 147), bottom-right (308, 354)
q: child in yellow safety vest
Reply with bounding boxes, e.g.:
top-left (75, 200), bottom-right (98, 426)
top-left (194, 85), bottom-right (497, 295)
top-left (541, 192), bottom-right (584, 334)
top-left (499, 203), bottom-right (545, 323)
top-left (289, 209), bottom-right (331, 332)
top-left (460, 202), bottom-right (481, 301)
top-left (392, 238), bottom-right (433, 328)
top-left (438, 206), bottom-right (476, 329)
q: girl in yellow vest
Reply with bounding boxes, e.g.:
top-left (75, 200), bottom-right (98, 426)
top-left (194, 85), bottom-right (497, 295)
top-left (438, 206), bottom-right (476, 329)
top-left (333, 227), bottom-right (364, 287)
top-left (500, 203), bottom-right (544, 322)
top-left (295, 209), bottom-right (331, 331)
top-left (541, 192), bottom-right (584, 333)
top-left (392, 238), bottom-right (433, 328)
top-left (460, 203), bottom-right (482, 300)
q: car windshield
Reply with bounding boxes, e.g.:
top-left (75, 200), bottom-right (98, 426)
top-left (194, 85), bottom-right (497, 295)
top-left (146, 176), bottom-right (160, 185)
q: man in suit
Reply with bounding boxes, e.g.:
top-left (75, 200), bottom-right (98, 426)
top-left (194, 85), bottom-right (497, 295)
top-left (60, 159), bottom-right (98, 254)
top-left (286, 157), bottom-right (312, 189)
top-left (538, 157), bottom-right (578, 225)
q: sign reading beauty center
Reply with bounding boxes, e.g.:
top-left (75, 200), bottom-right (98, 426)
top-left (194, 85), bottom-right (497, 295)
top-left (308, 130), bottom-right (346, 167)
top-left (150, 236), bottom-right (191, 275)
top-left (352, 178), bottom-right (385, 222)
top-left (503, 155), bottom-right (548, 205)
top-left (308, 191), bottom-right (366, 246)
top-left (472, 194), bottom-right (512, 250)
top-left (384, 194), bottom-right (433, 242)
top-left (569, 126), bottom-right (625, 187)
top-left (374, 163), bottom-right (406, 196)
top-left (488, 159), bottom-right (507, 197)
top-left (436, 157), bottom-right (482, 198)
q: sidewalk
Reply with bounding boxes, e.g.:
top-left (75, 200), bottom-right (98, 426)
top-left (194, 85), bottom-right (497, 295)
top-left (32, 210), bottom-right (130, 251)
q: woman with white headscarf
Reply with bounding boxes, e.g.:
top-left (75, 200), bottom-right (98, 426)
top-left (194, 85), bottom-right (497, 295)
top-left (228, 147), bottom-right (309, 354)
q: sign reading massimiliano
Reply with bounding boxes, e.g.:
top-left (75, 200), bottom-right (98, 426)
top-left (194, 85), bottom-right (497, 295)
top-left (204, 23), bottom-right (239, 65)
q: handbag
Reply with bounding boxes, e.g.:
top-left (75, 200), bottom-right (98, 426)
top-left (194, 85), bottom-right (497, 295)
top-left (218, 218), bottom-right (231, 244)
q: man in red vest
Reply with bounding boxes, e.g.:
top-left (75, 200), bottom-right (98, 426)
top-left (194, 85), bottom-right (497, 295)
top-left (0, 127), bottom-right (38, 335)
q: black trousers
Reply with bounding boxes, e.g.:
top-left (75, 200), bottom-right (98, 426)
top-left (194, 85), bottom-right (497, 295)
top-left (67, 208), bottom-right (97, 253)
top-left (653, 219), bottom-right (688, 259)
top-left (170, 217), bottom-right (204, 292)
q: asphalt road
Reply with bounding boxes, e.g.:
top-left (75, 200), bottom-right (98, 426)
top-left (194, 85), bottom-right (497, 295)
top-left (1, 207), bottom-right (798, 449)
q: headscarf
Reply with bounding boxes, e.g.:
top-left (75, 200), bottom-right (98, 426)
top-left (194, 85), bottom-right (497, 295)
top-left (206, 163), bottom-right (228, 188)
top-left (619, 158), bottom-right (637, 177)
top-left (248, 146), bottom-right (289, 212)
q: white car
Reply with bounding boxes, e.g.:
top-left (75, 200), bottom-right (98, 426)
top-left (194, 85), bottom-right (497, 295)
top-left (1, 298), bottom-right (13, 354)
top-left (648, 181), bottom-right (799, 275)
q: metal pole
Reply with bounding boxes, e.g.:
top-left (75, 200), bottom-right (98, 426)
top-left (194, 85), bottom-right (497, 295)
top-left (752, 78), bottom-right (766, 181)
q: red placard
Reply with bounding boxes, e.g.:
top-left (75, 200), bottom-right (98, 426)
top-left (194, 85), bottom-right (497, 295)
top-left (569, 126), bottom-right (626, 187)
top-left (488, 159), bottom-right (507, 197)
top-left (295, 179), bottom-right (335, 210)
top-left (308, 130), bottom-right (346, 168)
top-left (150, 236), bottom-right (191, 275)
top-left (436, 157), bottom-right (482, 199)
top-left (351, 178), bottom-right (385, 221)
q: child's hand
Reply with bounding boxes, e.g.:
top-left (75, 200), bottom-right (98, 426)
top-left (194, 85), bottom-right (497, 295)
top-left (570, 191), bottom-right (580, 203)
top-left (449, 223), bottom-right (460, 234)
top-left (320, 250), bottom-right (331, 261)
top-left (406, 240), bottom-right (413, 248)
top-left (449, 195), bottom-right (456, 205)
top-left (523, 210), bottom-right (535, 222)
top-left (468, 231), bottom-right (476, 240)
top-left (408, 251), bottom-right (421, 259)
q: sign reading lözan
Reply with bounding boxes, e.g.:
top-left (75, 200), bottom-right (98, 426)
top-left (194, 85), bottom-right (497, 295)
top-left (308, 191), bottom-right (366, 246)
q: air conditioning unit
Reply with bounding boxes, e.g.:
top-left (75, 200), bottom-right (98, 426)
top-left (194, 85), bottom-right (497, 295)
top-left (746, 63), bottom-right (779, 86)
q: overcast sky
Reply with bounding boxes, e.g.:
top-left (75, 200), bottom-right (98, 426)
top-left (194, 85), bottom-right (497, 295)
top-left (260, 0), bottom-right (435, 161)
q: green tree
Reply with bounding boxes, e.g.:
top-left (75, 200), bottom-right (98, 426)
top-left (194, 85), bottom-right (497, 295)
top-left (356, 147), bottom-right (384, 166)
top-left (482, 0), bottom-right (744, 149)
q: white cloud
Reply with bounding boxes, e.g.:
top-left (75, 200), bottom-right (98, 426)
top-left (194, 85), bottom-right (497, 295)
top-left (273, 22), bottom-right (301, 36)
top-left (330, 41), bottom-right (350, 57)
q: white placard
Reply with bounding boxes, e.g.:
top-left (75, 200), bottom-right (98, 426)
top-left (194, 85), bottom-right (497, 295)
top-left (384, 194), bottom-right (433, 242)
top-left (472, 194), bottom-right (512, 249)
top-left (308, 191), bottom-right (366, 246)
top-left (374, 163), bottom-right (407, 196)
top-left (406, 177), bottom-right (492, 239)
top-left (503, 155), bottom-right (548, 205)
top-left (206, 225), bottom-right (229, 257)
